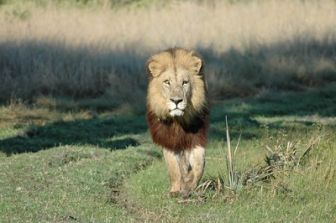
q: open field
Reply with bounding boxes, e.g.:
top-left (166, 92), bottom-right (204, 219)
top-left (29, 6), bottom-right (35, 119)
top-left (1, 85), bottom-right (336, 222)
top-left (124, 86), bottom-right (336, 222)
top-left (1, 0), bottom-right (336, 222)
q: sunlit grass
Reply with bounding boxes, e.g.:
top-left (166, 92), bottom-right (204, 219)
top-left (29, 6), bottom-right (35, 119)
top-left (1, 86), bottom-right (335, 222)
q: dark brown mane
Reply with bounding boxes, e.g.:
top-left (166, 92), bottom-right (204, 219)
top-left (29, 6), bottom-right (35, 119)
top-left (146, 109), bottom-right (209, 151)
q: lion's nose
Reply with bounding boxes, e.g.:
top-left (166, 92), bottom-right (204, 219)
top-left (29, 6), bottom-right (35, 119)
top-left (170, 98), bottom-right (183, 105)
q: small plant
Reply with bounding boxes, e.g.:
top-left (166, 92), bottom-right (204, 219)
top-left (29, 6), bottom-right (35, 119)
top-left (196, 120), bottom-right (322, 201)
top-left (224, 116), bottom-right (242, 191)
top-left (196, 116), bottom-right (242, 198)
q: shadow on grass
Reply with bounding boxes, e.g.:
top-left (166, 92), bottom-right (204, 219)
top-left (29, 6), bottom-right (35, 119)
top-left (1, 33), bottom-right (336, 154)
top-left (1, 84), bottom-right (335, 155)
top-left (0, 40), bottom-right (148, 105)
top-left (1, 33), bottom-right (336, 103)
top-left (198, 34), bottom-right (336, 98)
top-left (209, 84), bottom-right (336, 140)
top-left (0, 115), bottom-right (147, 155)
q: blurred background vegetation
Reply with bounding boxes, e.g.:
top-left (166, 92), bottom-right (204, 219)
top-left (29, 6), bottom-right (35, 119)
top-left (0, 0), bottom-right (249, 8)
top-left (0, 0), bottom-right (159, 8)
top-left (0, 0), bottom-right (335, 111)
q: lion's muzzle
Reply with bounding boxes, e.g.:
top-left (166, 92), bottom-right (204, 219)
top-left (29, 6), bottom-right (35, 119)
top-left (168, 97), bottom-right (186, 117)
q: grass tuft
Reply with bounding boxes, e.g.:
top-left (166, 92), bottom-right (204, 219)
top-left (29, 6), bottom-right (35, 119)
top-left (224, 115), bottom-right (242, 191)
top-left (243, 136), bottom-right (321, 192)
top-left (196, 126), bottom-right (324, 200)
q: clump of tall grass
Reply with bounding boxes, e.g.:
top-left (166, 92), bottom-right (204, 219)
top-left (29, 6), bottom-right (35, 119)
top-left (196, 116), bottom-right (242, 199)
top-left (1, 0), bottom-right (336, 106)
top-left (195, 116), bottom-right (242, 203)
top-left (196, 119), bottom-right (321, 200)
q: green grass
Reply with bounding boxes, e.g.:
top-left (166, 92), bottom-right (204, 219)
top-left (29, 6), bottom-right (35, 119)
top-left (0, 145), bottom-right (160, 222)
top-left (125, 128), bottom-right (336, 222)
top-left (1, 85), bottom-right (336, 222)
top-left (0, 102), bottom-right (160, 222)
top-left (120, 85), bottom-right (336, 222)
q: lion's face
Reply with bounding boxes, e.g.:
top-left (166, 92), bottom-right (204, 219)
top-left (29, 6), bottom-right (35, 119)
top-left (158, 67), bottom-right (191, 117)
top-left (146, 48), bottom-right (206, 120)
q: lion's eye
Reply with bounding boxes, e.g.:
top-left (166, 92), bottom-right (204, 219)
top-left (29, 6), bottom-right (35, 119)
top-left (163, 80), bottom-right (170, 85)
top-left (182, 80), bottom-right (189, 86)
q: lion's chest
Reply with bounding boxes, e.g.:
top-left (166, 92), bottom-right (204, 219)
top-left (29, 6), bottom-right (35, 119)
top-left (146, 111), bottom-right (208, 151)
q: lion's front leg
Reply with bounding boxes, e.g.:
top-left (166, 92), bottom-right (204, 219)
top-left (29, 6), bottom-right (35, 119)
top-left (188, 146), bottom-right (205, 189)
top-left (163, 147), bottom-right (205, 197)
top-left (163, 149), bottom-right (182, 197)
top-left (180, 146), bottom-right (205, 197)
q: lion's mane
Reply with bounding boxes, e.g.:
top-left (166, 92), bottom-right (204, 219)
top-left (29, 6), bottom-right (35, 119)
top-left (146, 48), bottom-right (209, 152)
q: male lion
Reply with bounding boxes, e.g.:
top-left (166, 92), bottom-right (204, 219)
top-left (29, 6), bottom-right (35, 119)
top-left (146, 48), bottom-right (209, 197)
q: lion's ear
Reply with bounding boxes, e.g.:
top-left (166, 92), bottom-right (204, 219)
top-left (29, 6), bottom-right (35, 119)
top-left (147, 59), bottom-right (164, 78)
top-left (192, 56), bottom-right (202, 74)
top-left (190, 52), bottom-right (203, 74)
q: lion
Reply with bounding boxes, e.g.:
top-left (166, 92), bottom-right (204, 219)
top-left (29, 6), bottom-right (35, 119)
top-left (146, 48), bottom-right (209, 197)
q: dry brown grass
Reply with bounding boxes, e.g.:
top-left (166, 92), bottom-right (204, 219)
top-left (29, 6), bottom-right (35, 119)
top-left (1, 0), bottom-right (336, 105)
